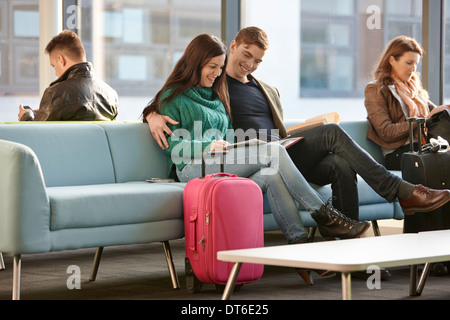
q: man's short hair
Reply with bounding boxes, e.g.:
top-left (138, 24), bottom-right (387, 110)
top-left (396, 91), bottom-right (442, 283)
top-left (235, 27), bottom-right (270, 51)
top-left (45, 30), bottom-right (86, 61)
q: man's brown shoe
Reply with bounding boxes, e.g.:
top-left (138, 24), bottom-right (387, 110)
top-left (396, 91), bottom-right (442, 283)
top-left (399, 185), bottom-right (450, 215)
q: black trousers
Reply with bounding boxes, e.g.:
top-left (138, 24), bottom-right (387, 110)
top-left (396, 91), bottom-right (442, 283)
top-left (287, 124), bottom-right (402, 221)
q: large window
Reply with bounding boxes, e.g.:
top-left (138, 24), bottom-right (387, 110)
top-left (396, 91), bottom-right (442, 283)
top-left (0, 0), bottom-right (40, 123)
top-left (300, 0), bottom-right (359, 97)
top-left (2, 1), bottom-right (448, 122)
top-left (0, 0), bottom-right (221, 122)
top-left (241, 0), bottom-right (425, 120)
top-left (79, 0), bottom-right (221, 120)
top-left (80, 0), bottom-right (221, 99)
top-left (300, 0), bottom-right (422, 98)
top-left (0, 0), bottom-right (40, 94)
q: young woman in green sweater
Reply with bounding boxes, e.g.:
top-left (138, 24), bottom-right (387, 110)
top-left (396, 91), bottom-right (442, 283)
top-left (142, 34), bottom-right (370, 244)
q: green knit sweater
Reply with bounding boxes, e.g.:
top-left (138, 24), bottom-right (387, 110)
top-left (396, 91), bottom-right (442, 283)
top-left (160, 87), bottom-right (232, 174)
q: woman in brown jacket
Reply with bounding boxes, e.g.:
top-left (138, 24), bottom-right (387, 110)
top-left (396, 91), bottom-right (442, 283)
top-left (365, 36), bottom-right (448, 170)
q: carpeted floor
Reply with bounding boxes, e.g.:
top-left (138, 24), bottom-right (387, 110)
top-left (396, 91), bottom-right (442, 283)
top-left (1, 231), bottom-right (450, 303)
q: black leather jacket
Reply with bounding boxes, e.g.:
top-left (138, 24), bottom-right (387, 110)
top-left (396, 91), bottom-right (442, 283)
top-left (22, 62), bottom-right (119, 121)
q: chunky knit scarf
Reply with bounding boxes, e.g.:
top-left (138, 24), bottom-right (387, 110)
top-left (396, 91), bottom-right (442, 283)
top-left (391, 73), bottom-right (429, 118)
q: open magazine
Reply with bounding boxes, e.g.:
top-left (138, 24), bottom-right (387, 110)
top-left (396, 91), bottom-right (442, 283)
top-left (288, 112), bottom-right (341, 136)
top-left (227, 136), bottom-right (303, 149)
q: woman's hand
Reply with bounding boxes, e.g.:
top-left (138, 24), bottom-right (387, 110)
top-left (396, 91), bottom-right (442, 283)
top-left (210, 140), bottom-right (229, 152)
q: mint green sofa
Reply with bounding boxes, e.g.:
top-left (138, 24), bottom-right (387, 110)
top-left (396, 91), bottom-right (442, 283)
top-left (0, 123), bottom-right (184, 299)
top-left (0, 121), bottom-right (403, 299)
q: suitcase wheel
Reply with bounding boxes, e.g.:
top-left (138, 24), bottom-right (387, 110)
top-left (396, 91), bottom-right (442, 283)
top-left (185, 258), bottom-right (203, 294)
top-left (186, 274), bottom-right (203, 294)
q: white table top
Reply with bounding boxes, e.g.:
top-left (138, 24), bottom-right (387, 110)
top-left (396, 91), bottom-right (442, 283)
top-left (217, 231), bottom-right (450, 273)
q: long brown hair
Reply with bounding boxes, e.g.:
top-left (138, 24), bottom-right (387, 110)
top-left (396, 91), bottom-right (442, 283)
top-left (372, 35), bottom-right (428, 100)
top-left (143, 34), bottom-right (230, 121)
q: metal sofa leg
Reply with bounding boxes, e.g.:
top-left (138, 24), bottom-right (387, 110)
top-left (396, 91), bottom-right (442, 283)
top-left (162, 241), bottom-right (180, 290)
top-left (89, 247), bottom-right (104, 281)
top-left (12, 255), bottom-right (21, 300)
top-left (0, 252), bottom-right (5, 271)
top-left (372, 220), bottom-right (381, 237)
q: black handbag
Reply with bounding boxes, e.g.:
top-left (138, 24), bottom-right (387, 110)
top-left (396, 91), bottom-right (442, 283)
top-left (424, 109), bottom-right (450, 143)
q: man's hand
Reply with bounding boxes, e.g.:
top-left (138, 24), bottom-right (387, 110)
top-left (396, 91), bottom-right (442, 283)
top-left (18, 104), bottom-right (33, 121)
top-left (146, 112), bottom-right (179, 149)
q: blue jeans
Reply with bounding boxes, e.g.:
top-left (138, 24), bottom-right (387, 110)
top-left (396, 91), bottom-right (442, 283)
top-left (177, 143), bottom-right (325, 243)
top-left (287, 124), bottom-right (403, 220)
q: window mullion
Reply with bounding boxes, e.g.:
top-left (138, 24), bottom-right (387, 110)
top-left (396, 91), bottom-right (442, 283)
top-left (422, 0), bottom-right (445, 105)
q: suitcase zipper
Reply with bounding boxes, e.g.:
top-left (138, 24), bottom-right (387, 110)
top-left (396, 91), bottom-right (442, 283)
top-left (198, 236), bottom-right (206, 252)
top-left (203, 181), bottom-right (217, 282)
top-left (202, 213), bottom-right (210, 252)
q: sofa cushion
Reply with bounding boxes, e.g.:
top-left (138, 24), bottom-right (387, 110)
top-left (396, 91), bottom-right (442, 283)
top-left (337, 121), bottom-right (386, 165)
top-left (48, 182), bottom-right (183, 231)
top-left (98, 123), bottom-right (169, 183)
top-left (0, 124), bottom-right (115, 187)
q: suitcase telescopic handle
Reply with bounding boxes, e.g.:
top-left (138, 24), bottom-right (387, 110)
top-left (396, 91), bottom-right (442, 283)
top-left (201, 151), bottom-right (229, 177)
top-left (416, 118), bottom-right (426, 154)
top-left (407, 118), bottom-right (426, 154)
top-left (206, 173), bottom-right (237, 179)
top-left (407, 118), bottom-right (415, 152)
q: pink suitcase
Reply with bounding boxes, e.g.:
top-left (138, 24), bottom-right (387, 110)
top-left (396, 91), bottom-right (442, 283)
top-left (183, 172), bottom-right (264, 293)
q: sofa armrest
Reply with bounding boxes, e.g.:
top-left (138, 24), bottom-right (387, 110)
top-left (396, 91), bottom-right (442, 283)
top-left (0, 140), bottom-right (51, 254)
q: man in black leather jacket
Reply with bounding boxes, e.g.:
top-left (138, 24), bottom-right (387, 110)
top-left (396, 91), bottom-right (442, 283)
top-left (18, 30), bottom-right (118, 121)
